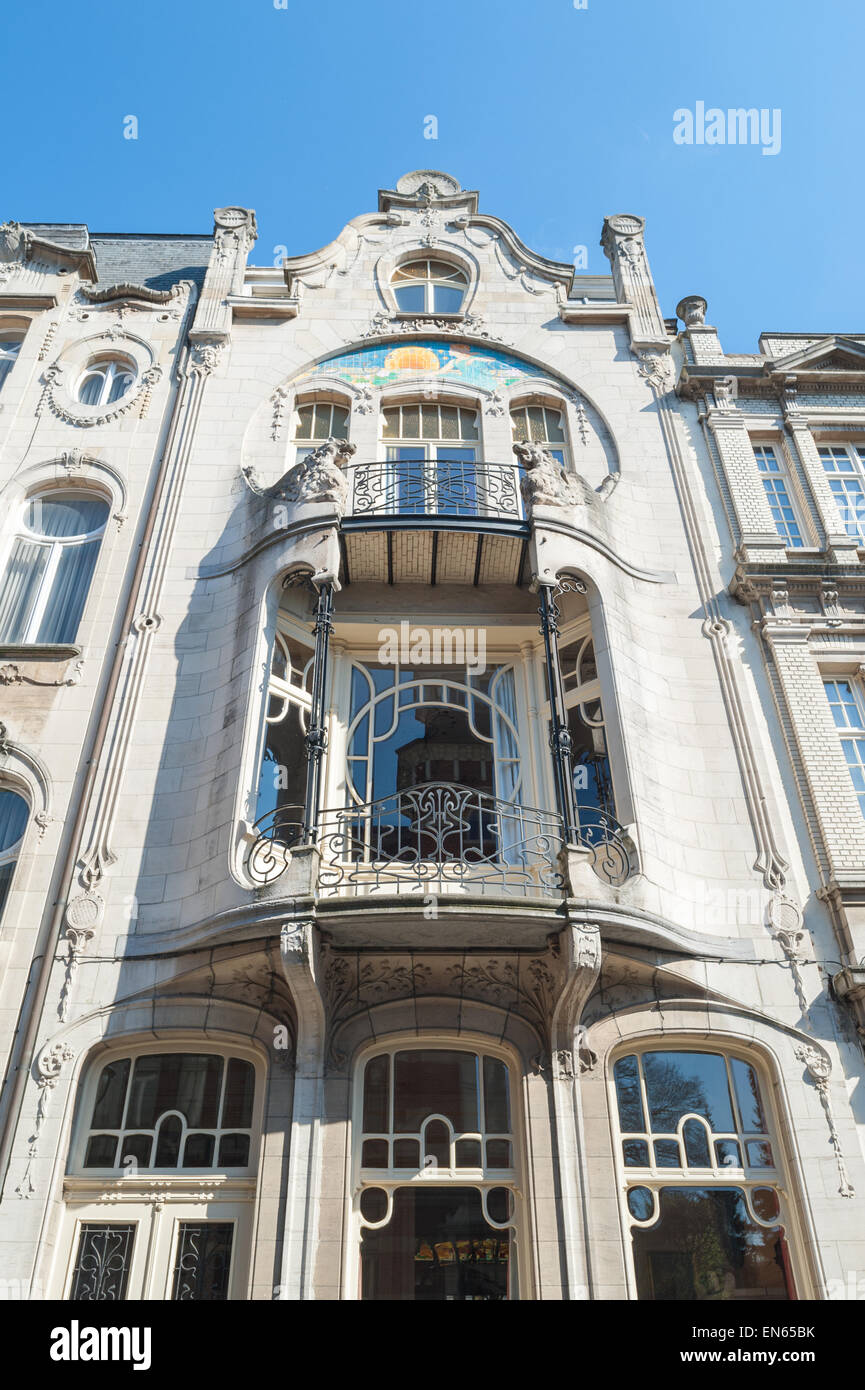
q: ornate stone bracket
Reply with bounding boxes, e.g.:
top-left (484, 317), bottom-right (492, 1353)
top-left (359, 309), bottom-right (510, 346)
top-left (0, 659), bottom-right (83, 688)
top-left (794, 1045), bottom-right (855, 1198)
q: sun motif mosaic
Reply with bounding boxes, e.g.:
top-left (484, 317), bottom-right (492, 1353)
top-left (294, 341), bottom-right (556, 393)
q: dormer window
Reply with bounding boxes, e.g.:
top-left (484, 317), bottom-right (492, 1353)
top-left (392, 260), bottom-right (467, 315)
top-left (76, 357), bottom-right (136, 408)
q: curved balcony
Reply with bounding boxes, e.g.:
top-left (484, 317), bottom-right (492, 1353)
top-left (340, 460), bottom-right (528, 586)
top-left (245, 782), bottom-right (633, 899)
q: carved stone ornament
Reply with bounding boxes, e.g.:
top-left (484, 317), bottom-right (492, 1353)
top-left (360, 309), bottom-right (507, 345)
top-left (395, 170), bottom-right (463, 199)
top-left (15, 1041), bottom-right (75, 1197)
top-left (280, 919), bottom-right (315, 963)
top-left (794, 1045), bottom-right (855, 1198)
top-left (187, 340), bottom-right (224, 377)
top-left (767, 895), bottom-right (810, 1021)
top-left (39, 361), bottom-right (163, 427)
top-left (553, 1048), bottom-right (575, 1080)
top-left (513, 441), bottom-right (587, 513)
top-left (58, 906), bottom-right (100, 1023)
top-left (676, 296), bottom-right (708, 328)
top-left (712, 377), bottom-right (737, 410)
top-left (0, 659), bottom-right (83, 688)
top-left (272, 437), bottom-right (357, 512)
top-left (635, 350), bottom-right (674, 390)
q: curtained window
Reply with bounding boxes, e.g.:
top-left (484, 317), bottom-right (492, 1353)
top-left (0, 492), bottom-right (109, 645)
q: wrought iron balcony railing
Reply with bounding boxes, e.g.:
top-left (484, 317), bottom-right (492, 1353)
top-left (245, 782), bottom-right (633, 897)
top-left (346, 460), bottom-right (524, 522)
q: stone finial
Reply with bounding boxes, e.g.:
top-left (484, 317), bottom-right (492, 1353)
top-left (676, 295), bottom-right (708, 328)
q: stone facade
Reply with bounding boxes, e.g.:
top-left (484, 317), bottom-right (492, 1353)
top-left (0, 173), bottom-right (863, 1301)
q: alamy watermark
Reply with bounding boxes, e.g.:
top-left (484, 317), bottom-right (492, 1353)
top-left (378, 622), bottom-right (487, 676)
top-left (673, 102), bottom-right (781, 157)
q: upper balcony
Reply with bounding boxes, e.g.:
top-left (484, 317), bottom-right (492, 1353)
top-left (340, 458), bottom-right (528, 587)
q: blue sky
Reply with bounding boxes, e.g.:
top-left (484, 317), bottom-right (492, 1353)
top-left (4, 0), bottom-right (861, 351)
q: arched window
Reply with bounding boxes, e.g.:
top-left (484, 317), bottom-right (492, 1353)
top-left (0, 492), bottom-right (109, 645)
top-left (292, 398), bottom-right (350, 463)
top-left (510, 402), bottom-right (569, 469)
top-left (355, 1045), bottom-right (519, 1300)
top-left (0, 788), bottom-right (29, 923)
top-left (391, 259), bottom-right (468, 315)
top-left (612, 1046), bottom-right (797, 1300)
top-left (61, 1047), bottom-right (261, 1301)
top-left (76, 356), bottom-right (136, 407)
top-left (0, 332), bottom-right (24, 391)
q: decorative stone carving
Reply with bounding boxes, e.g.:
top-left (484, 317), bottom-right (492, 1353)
top-left (396, 170), bottom-right (462, 199)
top-left (635, 350), bottom-right (674, 390)
top-left (187, 341), bottom-right (223, 377)
top-left (553, 1048), bottom-right (575, 1080)
top-left (353, 385), bottom-right (375, 415)
top-left (40, 361), bottom-right (163, 427)
top-left (360, 310), bottom-right (507, 345)
top-left (795, 1045), bottom-right (855, 1198)
top-left (676, 296), bottom-right (708, 327)
top-left (15, 1042), bottom-right (75, 1197)
top-left (767, 895), bottom-right (810, 1021)
top-left (485, 390), bottom-right (506, 417)
top-left (272, 437), bottom-right (357, 512)
top-left (712, 377), bottom-right (737, 410)
top-left (270, 385), bottom-right (289, 441)
top-left (0, 660), bottom-right (83, 688)
top-left (513, 441), bottom-right (587, 513)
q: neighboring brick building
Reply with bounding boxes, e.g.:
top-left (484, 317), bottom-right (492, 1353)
top-left (0, 172), bottom-right (862, 1300)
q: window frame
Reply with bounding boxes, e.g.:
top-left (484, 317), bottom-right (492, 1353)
top-left (818, 444), bottom-right (865, 542)
top-left (291, 395), bottom-right (352, 467)
top-left (74, 356), bottom-right (137, 409)
top-left (391, 258), bottom-right (469, 317)
top-left (608, 1041), bottom-right (799, 1302)
top-left (0, 332), bottom-right (25, 391)
top-left (0, 488), bottom-right (110, 647)
top-left (752, 441), bottom-right (807, 548)
top-left (509, 399), bottom-right (572, 472)
top-left (822, 673), bottom-right (865, 816)
top-left (0, 784), bottom-right (30, 926)
top-left (346, 1035), bottom-right (529, 1301)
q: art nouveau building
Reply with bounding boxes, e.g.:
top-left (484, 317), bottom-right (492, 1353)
top-left (0, 174), bottom-right (863, 1302)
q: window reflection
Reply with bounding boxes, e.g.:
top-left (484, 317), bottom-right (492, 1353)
top-left (361, 1188), bottom-right (510, 1301)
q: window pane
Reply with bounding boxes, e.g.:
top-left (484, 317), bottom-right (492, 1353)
top-left (126, 1054), bottom-right (223, 1129)
top-left (295, 405), bottom-right (313, 439)
top-left (217, 1133), bottom-right (250, 1166)
top-left (393, 1051), bottom-right (479, 1132)
top-left (222, 1059), bottom-right (255, 1128)
top-left (312, 405), bottom-right (331, 439)
top-left (362, 1139), bottom-right (389, 1167)
top-left (0, 538), bottom-right (49, 642)
top-left (171, 1223), bottom-right (234, 1301)
top-left (360, 1187), bottom-right (510, 1301)
top-left (654, 1139), bottom-right (681, 1167)
top-left (27, 495), bottom-right (108, 539)
top-left (91, 1058), bottom-right (131, 1129)
top-left (393, 1138), bottom-right (420, 1168)
top-left (183, 1133), bottom-right (215, 1167)
top-left (35, 538), bottom-right (101, 644)
top-left (155, 1115), bottom-right (182, 1166)
top-left (69, 1224), bottom-right (136, 1301)
top-left (486, 1139), bottom-right (512, 1168)
top-left (731, 1058), bottom-right (767, 1132)
top-left (483, 1057), bottom-right (510, 1133)
top-left (433, 285), bottom-right (464, 314)
top-left (363, 1054), bottom-right (390, 1132)
top-left (119, 1134), bottom-right (152, 1168)
top-left (332, 405), bottom-right (349, 436)
top-left (642, 1052), bottom-right (735, 1132)
top-left (613, 1055), bottom-right (645, 1132)
top-left (623, 1139), bottom-right (650, 1167)
top-left (395, 284), bottom-right (425, 313)
top-left (83, 1134), bottom-right (118, 1168)
top-left (0, 789), bottom-right (29, 855)
top-left (683, 1118), bottom-right (711, 1168)
top-left (77, 372), bottom-right (104, 406)
top-left (256, 709), bottom-right (307, 824)
top-left (630, 1188), bottom-right (790, 1301)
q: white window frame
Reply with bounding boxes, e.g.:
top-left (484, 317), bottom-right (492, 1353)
top-left (752, 442), bottom-right (806, 547)
top-left (823, 673), bottom-right (865, 816)
top-left (0, 335), bottom-right (24, 391)
top-left (609, 1042), bottom-right (799, 1302)
top-left (509, 400), bottom-right (571, 472)
top-left (0, 490), bottom-right (109, 645)
top-left (291, 397), bottom-right (352, 466)
top-left (75, 357), bottom-right (137, 408)
top-left (345, 1035), bottom-right (529, 1301)
top-left (380, 399), bottom-right (482, 516)
top-left (391, 258), bottom-right (468, 316)
top-left (818, 444), bottom-right (865, 542)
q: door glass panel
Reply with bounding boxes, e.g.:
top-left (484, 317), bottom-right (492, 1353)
top-left (171, 1222), bottom-right (234, 1301)
top-left (360, 1188), bottom-right (509, 1301)
top-left (69, 1224), bottom-right (136, 1301)
top-left (393, 1051), bottom-right (479, 1132)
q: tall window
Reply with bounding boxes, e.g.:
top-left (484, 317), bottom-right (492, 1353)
top-left (356, 1046), bottom-right (518, 1300)
top-left (381, 401), bottom-right (479, 516)
top-left (824, 677), bottom-right (865, 815)
top-left (0, 333), bottom-right (24, 391)
top-left (753, 444), bottom-right (804, 547)
top-left (559, 633), bottom-right (615, 819)
top-left (76, 357), bottom-right (136, 407)
top-left (613, 1048), bottom-right (795, 1300)
top-left (0, 788), bottom-right (29, 923)
top-left (391, 259), bottom-right (467, 315)
top-left (0, 493), bottom-right (109, 645)
top-left (292, 400), bottom-right (350, 463)
top-left (255, 629), bottom-right (313, 830)
top-left (510, 403), bottom-right (569, 469)
top-left (63, 1048), bottom-right (260, 1301)
top-left (818, 446), bottom-right (865, 541)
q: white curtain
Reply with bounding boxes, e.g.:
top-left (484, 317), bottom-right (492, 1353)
top-left (0, 540), bottom-right (47, 641)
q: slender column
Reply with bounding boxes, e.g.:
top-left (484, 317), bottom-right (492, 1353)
top-left (303, 582), bottom-right (335, 842)
top-left (538, 583), bottom-right (578, 839)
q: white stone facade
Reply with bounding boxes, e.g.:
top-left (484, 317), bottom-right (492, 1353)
top-left (0, 175), bottom-right (863, 1301)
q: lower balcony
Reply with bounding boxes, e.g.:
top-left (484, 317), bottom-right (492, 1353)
top-left (245, 781), bottom-right (633, 900)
